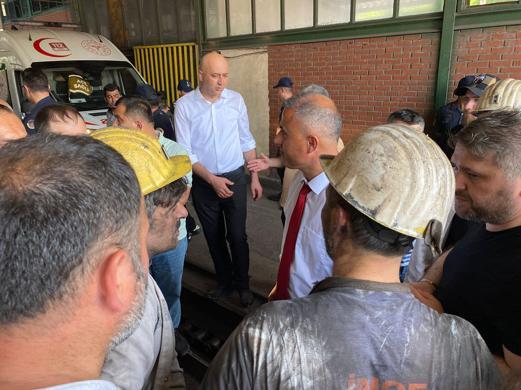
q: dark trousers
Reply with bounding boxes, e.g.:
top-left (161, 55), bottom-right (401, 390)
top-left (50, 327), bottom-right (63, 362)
top-left (192, 167), bottom-right (250, 290)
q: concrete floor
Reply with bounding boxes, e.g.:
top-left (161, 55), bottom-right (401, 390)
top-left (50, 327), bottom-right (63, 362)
top-left (184, 175), bottom-right (284, 299)
top-left (179, 175), bottom-right (284, 387)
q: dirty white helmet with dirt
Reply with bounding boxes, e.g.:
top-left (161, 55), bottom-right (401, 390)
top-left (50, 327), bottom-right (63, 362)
top-left (320, 124), bottom-right (454, 253)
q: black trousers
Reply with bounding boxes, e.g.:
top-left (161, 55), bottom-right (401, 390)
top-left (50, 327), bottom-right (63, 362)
top-left (191, 166), bottom-right (250, 290)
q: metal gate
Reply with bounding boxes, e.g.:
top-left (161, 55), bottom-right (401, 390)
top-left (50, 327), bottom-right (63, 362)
top-left (133, 43), bottom-right (198, 106)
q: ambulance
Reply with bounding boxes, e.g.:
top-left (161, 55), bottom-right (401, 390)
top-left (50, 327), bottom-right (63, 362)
top-left (0, 29), bottom-right (146, 129)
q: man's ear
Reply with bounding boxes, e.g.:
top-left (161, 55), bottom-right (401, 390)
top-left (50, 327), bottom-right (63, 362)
top-left (336, 204), bottom-right (350, 234)
top-left (198, 69), bottom-right (204, 83)
top-left (135, 119), bottom-right (144, 131)
top-left (306, 135), bottom-right (319, 153)
top-left (97, 249), bottom-right (136, 313)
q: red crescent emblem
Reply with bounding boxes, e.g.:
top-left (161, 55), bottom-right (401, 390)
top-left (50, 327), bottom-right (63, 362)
top-left (33, 38), bottom-right (71, 58)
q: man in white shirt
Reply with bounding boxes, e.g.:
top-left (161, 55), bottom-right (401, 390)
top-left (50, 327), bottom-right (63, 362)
top-left (270, 89), bottom-right (342, 300)
top-left (175, 51), bottom-right (262, 307)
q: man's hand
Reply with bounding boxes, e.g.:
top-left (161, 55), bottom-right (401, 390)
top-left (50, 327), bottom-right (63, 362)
top-left (267, 284), bottom-right (277, 301)
top-left (210, 176), bottom-right (234, 198)
top-left (410, 284), bottom-right (444, 314)
top-left (250, 174), bottom-right (263, 200)
top-left (247, 153), bottom-right (270, 173)
top-left (495, 346), bottom-right (521, 375)
top-left (411, 280), bottom-right (437, 295)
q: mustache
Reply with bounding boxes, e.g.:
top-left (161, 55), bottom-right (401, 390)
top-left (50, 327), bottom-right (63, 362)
top-left (455, 190), bottom-right (470, 200)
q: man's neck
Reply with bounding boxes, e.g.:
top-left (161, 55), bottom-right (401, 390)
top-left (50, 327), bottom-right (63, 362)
top-left (486, 212), bottom-right (521, 232)
top-left (200, 88), bottom-right (221, 103)
top-left (301, 144), bottom-right (339, 181)
top-left (142, 124), bottom-right (159, 139)
top-left (0, 321), bottom-right (107, 388)
top-left (301, 163), bottom-right (323, 182)
top-left (332, 247), bottom-right (402, 284)
top-left (31, 92), bottom-right (50, 105)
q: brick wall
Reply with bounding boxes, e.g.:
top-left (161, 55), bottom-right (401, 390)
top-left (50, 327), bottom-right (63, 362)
top-left (450, 25), bottom-right (521, 98)
top-left (267, 24), bottom-right (521, 154)
top-left (267, 33), bottom-right (440, 152)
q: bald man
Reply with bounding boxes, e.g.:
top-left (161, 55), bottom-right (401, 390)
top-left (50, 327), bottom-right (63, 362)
top-left (269, 87), bottom-right (343, 301)
top-left (175, 51), bottom-right (262, 307)
top-left (0, 105), bottom-right (27, 147)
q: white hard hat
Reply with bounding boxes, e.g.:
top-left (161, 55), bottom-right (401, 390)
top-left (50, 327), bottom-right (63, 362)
top-left (477, 78), bottom-right (521, 113)
top-left (320, 124), bottom-right (454, 252)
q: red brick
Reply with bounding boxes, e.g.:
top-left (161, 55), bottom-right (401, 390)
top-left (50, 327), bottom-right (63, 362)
top-left (267, 26), bottom-right (521, 152)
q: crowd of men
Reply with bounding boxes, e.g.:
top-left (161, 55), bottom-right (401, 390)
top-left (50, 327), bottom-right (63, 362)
top-left (0, 51), bottom-right (520, 389)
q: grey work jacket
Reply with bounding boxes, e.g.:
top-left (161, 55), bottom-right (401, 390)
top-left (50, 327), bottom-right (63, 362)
top-left (202, 277), bottom-right (501, 390)
top-left (101, 275), bottom-right (185, 389)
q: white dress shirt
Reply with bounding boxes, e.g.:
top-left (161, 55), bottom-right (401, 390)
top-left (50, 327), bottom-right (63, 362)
top-left (282, 170), bottom-right (333, 298)
top-left (174, 88), bottom-right (256, 174)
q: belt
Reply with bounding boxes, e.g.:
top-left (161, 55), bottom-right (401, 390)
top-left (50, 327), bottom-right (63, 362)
top-left (215, 166), bottom-right (244, 178)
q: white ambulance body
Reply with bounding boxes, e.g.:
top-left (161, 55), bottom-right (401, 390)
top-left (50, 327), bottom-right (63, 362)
top-left (0, 29), bottom-right (145, 129)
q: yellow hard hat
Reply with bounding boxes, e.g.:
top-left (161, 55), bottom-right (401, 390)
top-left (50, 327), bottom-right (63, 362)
top-left (92, 127), bottom-right (191, 195)
top-left (320, 124), bottom-right (454, 251)
top-left (477, 78), bottom-right (521, 113)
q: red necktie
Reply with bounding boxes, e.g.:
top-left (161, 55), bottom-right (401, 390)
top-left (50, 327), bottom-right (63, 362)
top-left (273, 183), bottom-right (311, 300)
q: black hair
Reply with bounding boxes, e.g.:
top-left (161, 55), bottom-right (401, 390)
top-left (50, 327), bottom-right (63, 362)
top-left (144, 177), bottom-right (188, 220)
top-left (0, 133), bottom-right (142, 325)
top-left (22, 67), bottom-right (49, 92)
top-left (34, 103), bottom-right (82, 134)
top-left (387, 109), bottom-right (425, 131)
top-left (333, 190), bottom-right (413, 256)
top-left (104, 83), bottom-right (121, 95)
top-left (115, 96), bottom-right (153, 124)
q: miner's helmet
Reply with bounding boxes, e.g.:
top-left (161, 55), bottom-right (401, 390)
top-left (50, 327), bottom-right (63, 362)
top-left (92, 127), bottom-right (191, 195)
top-left (320, 124), bottom-right (454, 254)
top-left (476, 78), bottom-right (521, 114)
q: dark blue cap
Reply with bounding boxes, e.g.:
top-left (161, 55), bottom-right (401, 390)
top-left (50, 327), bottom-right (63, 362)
top-left (135, 84), bottom-right (160, 103)
top-left (177, 79), bottom-right (193, 93)
top-left (273, 76), bottom-right (293, 89)
top-left (454, 76), bottom-right (477, 96)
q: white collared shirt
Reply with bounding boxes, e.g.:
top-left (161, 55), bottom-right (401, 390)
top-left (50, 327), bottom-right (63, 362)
top-left (174, 88), bottom-right (256, 174)
top-left (282, 170), bottom-right (333, 298)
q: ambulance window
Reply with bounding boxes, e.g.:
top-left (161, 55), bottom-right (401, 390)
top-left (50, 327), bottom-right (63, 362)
top-left (32, 61), bottom-right (143, 111)
top-left (119, 68), bottom-right (139, 96)
top-left (15, 70), bottom-right (33, 116)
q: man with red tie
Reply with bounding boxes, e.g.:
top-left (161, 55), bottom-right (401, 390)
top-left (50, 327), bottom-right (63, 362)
top-left (201, 124), bottom-right (501, 390)
top-left (269, 88), bottom-right (342, 300)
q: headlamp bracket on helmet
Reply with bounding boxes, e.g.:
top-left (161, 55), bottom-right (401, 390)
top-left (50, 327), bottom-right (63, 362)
top-left (424, 219), bottom-right (443, 256)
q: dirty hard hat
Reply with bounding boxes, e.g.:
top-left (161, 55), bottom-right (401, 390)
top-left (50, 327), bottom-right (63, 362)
top-left (467, 74), bottom-right (498, 97)
top-left (92, 127), bottom-right (191, 195)
top-left (476, 78), bottom-right (521, 113)
top-left (320, 124), bottom-right (454, 252)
